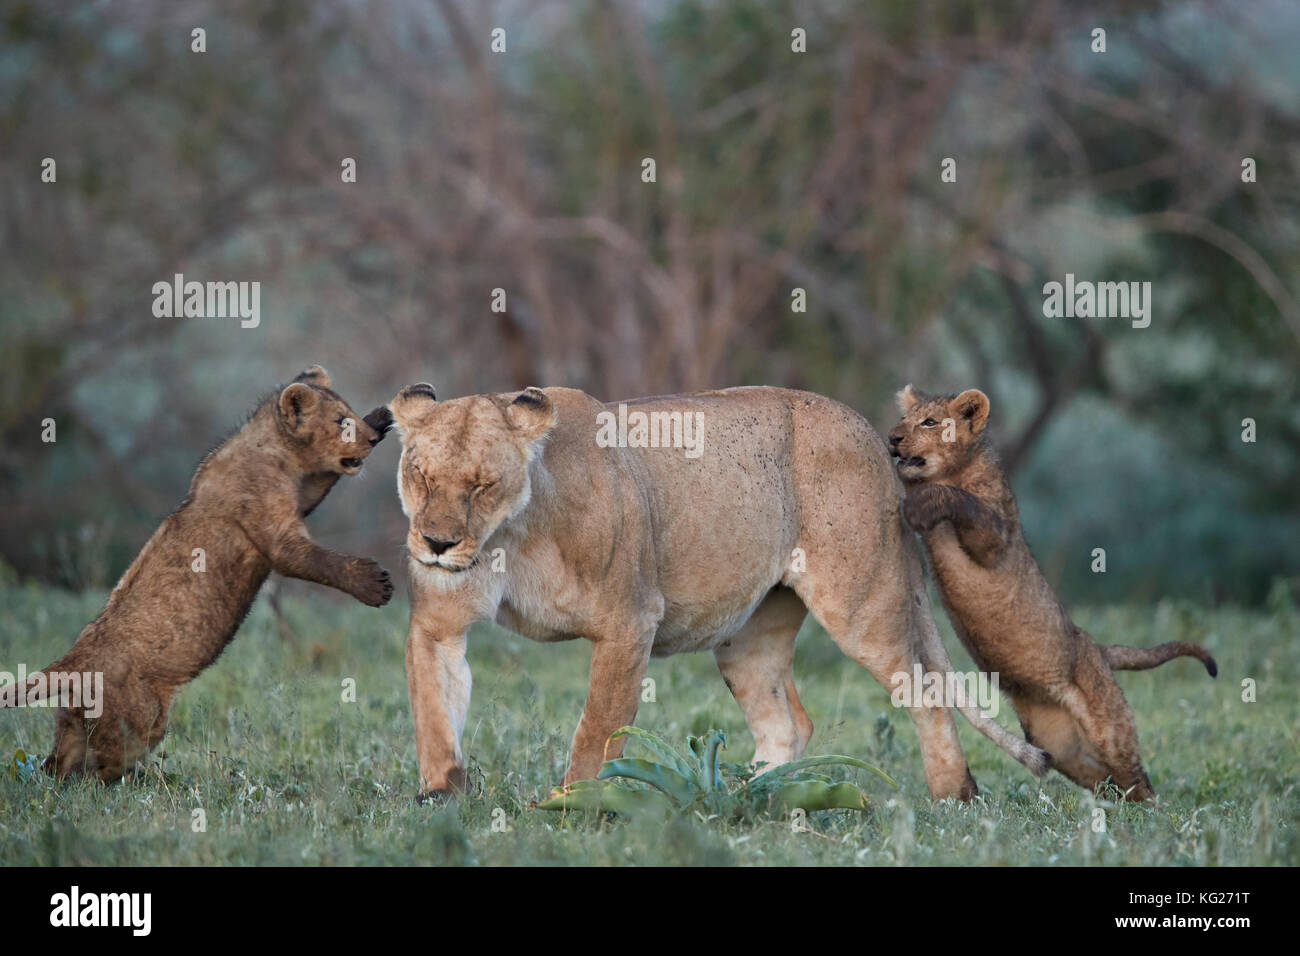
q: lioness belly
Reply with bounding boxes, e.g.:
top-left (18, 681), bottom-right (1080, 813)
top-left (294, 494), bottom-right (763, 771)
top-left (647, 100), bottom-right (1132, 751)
top-left (650, 586), bottom-right (779, 656)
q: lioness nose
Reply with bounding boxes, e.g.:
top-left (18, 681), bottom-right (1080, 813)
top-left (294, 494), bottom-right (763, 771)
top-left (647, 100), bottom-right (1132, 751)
top-left (423, 535), bottom-right (461, 556)
top-left (888, 433), bottom-right (902, 447)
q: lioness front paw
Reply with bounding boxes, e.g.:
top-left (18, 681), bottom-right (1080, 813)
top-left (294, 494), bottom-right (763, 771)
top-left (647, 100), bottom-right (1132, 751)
top-left (349, 559), bottom-right (393, 607)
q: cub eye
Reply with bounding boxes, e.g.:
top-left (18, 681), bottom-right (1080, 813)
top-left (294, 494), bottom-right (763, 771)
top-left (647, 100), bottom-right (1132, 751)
top-left (472, 479), bottom-right (498, 497)
top-left (922, 418), bottom-right (938, 427)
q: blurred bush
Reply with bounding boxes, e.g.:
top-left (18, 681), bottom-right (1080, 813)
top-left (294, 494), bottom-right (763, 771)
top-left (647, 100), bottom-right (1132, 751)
top-left (1, 0), bottom-right (1297, 601)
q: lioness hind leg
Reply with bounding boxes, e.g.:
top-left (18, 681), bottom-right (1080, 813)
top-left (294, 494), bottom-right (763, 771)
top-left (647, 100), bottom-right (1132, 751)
top-left (714, 588), bottom-right (812, 769)
top-left (785, 675), bottom-right (814, 755)
top-left (795, 567), bottom-right (977, 801)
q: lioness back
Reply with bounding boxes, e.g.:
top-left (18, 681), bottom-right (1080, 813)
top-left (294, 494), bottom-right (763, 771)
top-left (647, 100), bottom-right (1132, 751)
top-left (560, 386), bottom-right (898, 653)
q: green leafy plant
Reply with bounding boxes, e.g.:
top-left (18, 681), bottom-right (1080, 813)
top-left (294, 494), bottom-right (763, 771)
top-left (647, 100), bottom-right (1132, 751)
top-left (533, 727), bottom-right (896, 819)
top-left (8, 749), bottom-right (40, 782)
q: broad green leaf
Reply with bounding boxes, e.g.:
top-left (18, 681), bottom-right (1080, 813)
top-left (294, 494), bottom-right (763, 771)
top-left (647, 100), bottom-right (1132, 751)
top-left (686, 734), bottom-right (705, 771)
top-left (769, 780), bottom-right (869, 813)
top-left (598, 758), bottom-right (700, 806)
top-left (533, 782), bottom-right (674, 817)
top-left (608, 727), bottom-right (698, 782)
top-left (701, 730), bottom-right (727, 791)
top-left (749, 755), bottom-right (897, 792)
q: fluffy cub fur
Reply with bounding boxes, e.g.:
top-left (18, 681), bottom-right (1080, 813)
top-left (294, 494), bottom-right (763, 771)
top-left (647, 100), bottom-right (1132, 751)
top-left (0, 366), bottom-right (394, 782)
top-left (889, 385), bottom-right (1216, 799)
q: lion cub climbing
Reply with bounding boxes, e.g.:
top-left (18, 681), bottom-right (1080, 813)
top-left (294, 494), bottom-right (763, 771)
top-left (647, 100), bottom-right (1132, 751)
top-left (889, 385), bottom-right (1216, 800)
top-left (0, 366), bottom-right (394, 782)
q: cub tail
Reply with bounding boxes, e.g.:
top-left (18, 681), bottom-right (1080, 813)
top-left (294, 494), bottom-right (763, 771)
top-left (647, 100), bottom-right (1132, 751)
top-left (1103, 642), bottom-right (1217, 678)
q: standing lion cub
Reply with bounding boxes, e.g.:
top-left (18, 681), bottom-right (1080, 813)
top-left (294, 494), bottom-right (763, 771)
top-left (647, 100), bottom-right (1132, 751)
top-left (0, 366), bottom-right (394, 782)
top-left (889, 385), bottom-right (1217, 799)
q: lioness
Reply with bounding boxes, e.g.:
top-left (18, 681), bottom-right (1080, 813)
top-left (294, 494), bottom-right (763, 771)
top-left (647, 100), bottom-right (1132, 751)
top-left (0, 366), bottom-right (394, 781)
top-left (389, 383), bottom-right (1050, 802)
top-left (889, 385), bottom-right (1217, 800)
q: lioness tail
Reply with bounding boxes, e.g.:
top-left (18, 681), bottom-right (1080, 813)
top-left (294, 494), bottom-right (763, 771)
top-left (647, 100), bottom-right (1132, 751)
top-left (0, 651), bottom-right (85, 708)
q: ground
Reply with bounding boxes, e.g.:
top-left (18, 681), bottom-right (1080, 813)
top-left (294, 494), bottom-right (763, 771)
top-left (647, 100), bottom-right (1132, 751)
top-left (0, 581), bottom-right (1294, 865)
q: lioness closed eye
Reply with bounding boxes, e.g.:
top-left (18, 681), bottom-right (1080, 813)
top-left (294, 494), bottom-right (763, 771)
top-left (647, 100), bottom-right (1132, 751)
top-left (889, 385), bottom-right (1217, 800)
top-left (0, 366), bottom-right (395, 782)
top-left (389, 383), bottom-right (1050, 804)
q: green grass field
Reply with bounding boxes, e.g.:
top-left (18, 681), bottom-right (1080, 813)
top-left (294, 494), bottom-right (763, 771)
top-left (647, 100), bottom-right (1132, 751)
top-left (0, 581), bottom-right (1295, 866)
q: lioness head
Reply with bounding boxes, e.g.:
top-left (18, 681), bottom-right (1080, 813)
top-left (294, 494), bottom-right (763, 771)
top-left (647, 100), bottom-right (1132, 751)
top-left (389, 384), bottom-right (556, 572)
top-left (277, 365), bottom-right (386, 476)
top-left (888, 384), bottom-right (990, 483)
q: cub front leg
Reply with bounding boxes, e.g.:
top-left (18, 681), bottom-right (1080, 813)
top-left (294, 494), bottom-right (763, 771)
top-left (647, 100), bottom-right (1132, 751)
top-left (565, 628), bottom-right (655, 784)
top-left (261, 520), bottom-right (393, 606)
top-left (903, 483), bottom-right (1007, 566)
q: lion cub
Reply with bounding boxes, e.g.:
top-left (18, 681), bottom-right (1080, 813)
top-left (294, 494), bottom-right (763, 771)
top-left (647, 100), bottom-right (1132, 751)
top-left (888, 385), bottom-right (1216, 800)
top-left (0, 366), bottom-right (394, 782)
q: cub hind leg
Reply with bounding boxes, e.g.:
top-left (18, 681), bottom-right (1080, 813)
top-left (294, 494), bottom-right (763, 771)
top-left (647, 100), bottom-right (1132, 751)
top-left (1013, 697), bottom-right (1110, 791)
top-left (714, 587), bottom-right (813, 769)
top-left (45, 672), bottom-right (170, 783)
top-left (1054, 648), bottom-right (1155, 800)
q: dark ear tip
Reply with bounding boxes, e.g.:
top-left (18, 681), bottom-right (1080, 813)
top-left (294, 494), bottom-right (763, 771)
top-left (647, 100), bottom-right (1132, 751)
top-left (512, 386), bottom-right (547, 407)
top-left (402, 383), bottom-right (437, 401)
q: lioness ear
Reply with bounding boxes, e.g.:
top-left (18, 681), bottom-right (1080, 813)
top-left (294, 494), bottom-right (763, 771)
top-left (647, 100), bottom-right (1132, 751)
top-left (951, 389), bottom-right (990, 435)
top-left (293, 365), bottom-right (332, 388)
top-left (506, 386), bottom-right (555, 441)
top-left (390, 383), bottom-right (437, 430)
top-left (279, 382), bottom-right (321, 430)
top-left (896, 384), bottom-right (924, 415)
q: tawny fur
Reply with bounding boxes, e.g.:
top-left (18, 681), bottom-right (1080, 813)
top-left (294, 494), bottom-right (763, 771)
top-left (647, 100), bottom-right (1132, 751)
top-left (888, 385), bottom-right (1217, 800)
top-left (390, 384), bottom-right (1050, 804)
top-left (0, 367), bottom-right (395, 782)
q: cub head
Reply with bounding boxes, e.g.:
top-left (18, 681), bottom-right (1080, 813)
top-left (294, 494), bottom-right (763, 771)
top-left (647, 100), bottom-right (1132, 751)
top-left (389, 383), bottom-right (555, 573)
top-left (888, 384), bottom-right (990, 483)
top-left (276, 365), bottom-right (389, 475)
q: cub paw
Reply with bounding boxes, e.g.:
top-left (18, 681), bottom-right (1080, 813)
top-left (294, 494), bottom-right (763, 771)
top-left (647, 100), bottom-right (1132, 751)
top-left (350, 559), bottom-right (393, 607)
top-left (902, 493), bottom-right (933, 532)
top-left (363, 405), bottom-right (394, 441)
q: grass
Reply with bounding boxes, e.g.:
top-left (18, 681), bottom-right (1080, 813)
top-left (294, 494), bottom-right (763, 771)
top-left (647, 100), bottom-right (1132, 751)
top-left (0, 580), bottom-right (1295, 866)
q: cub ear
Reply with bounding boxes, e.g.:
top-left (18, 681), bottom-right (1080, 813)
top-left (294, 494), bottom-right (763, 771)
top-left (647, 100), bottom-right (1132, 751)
top-left (278, 382), bottom-right (321, 430)
top-left (895, 384), bottom-right (924, 415)
top-left (293, 365), bottom-right (332, 388)
top-left (506, 386), bottom-right (555, 441)
top-left (390, 383), bottom-right (437, 430)
top-left (951, 389), bottom-right (990, 435)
